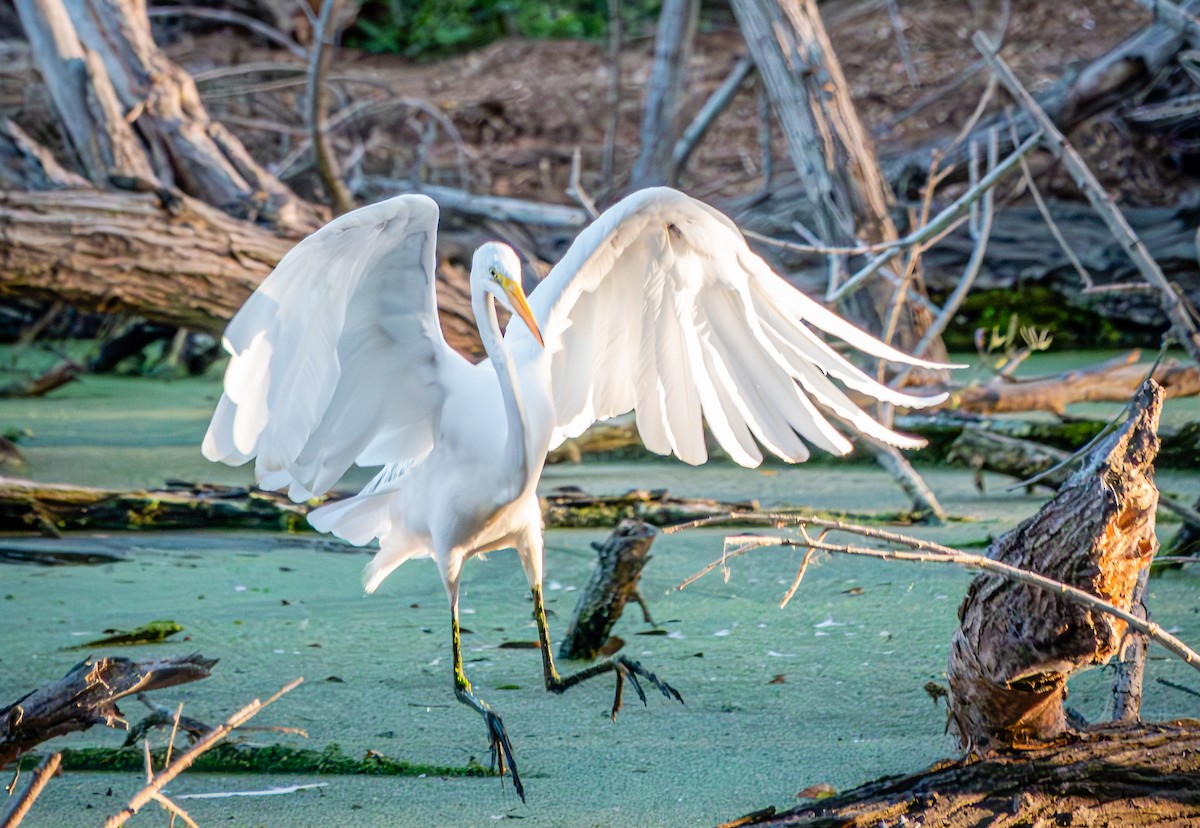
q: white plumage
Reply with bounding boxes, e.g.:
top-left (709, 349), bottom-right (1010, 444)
top-left (202, 186), bottom-right (946, 798)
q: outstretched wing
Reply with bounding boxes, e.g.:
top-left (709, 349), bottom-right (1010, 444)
top-left (203, 194), bottom-right (466, 500)
top-left (506, 187), bottom-right (947, 468)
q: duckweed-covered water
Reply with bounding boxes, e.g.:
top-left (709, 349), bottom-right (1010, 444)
top-left (1, 362), bottom-right (1197, 826)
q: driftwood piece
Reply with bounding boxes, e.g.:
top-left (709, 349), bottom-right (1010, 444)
top-left (0, 653), bottom-right (218, 768)
top-left (732, 719), bottom-right (1200, 827)
top-left (57, 0), bottom-right (322, 230)
top-left (951, 352), bottom-right (1200, 415)
top-left (947, 381), bottom-right (1162, 749)
top-left (558, 520), bottom-right (658, 661)
top-left (946, 428), bottom-right (1073, 491)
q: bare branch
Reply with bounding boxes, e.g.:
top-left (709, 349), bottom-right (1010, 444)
top-left (975, 31), bottom-right (1200, 361)
top-left (307, 0), bottom-right (354, 215)
top-left (103, 678), bottom-right (303, 828)
top-left (672, 513), bottom-right (1200, 671)
top-left (1, 753), bottom-right (60, 828)
top-left (146, 6), bottom-right (305, 59)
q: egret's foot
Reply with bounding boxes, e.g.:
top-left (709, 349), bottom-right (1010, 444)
top-left (611, 655), bottom-right (683, 721)
top-left (456, 685), bottom-right (524, 802)
top-left (481, 707), bottom-right (524, 802)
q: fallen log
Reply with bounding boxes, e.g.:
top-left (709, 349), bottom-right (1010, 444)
top-left (733, 719), bottom-right (1200, 827)
top-left (0, 189), bottom-right (483, 354)
top-left (0, 478), bottom-right (793, 536)
top-left (0, 478), bottom-right (309, 535)
top-left (0, 653), bottom-right (218, 768)
top-left (950, 351), bottom-right (1200, 416)
top-left (558, 519), bottom-right (658, 661)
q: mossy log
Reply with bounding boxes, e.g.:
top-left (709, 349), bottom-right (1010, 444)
top-left (0, 653), bottom-right (217, 768)
top-left (732, 719), bottom-right (1200, 827)
top-left (541, 486), bottom-right (760, 529)
top-left (558, 520), bottom-right (658, 661)
top-left (0, 478), bottom-right (790, 537)
top-left (0, 477), bottom-right (309, 535)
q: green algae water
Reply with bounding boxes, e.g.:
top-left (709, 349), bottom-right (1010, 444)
top-left (1, 358), bottom-right (1198, 826)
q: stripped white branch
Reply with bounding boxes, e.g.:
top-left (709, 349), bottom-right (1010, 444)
top-left (670, 513), bottom-right (1200, 672)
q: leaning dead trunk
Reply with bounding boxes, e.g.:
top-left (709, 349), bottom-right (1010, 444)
top-left (947, 381), bottom-right (1162, 747)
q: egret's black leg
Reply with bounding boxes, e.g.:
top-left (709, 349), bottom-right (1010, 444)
top-left (531, 584), bottom-right (683, 721)
top-left (452, 609), bottom-right (524, 802)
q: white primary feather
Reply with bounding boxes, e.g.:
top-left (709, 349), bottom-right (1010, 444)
top-left (509, 187), bottom-right (947, 468)
top-left (202, 194), bottom-right (465, 501)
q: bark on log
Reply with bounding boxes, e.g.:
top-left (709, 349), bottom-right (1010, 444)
top-left (947, 381), bottom-right (1161, 749)
top-left (558, 519), bottom-right (658, 661)
top-left (0, 653), bottom-right (218, 768)
top-left (0, 189), bottom-right (482, 354)
top-left (732, 719), bottom-right (1200, 827)
top-left (0, 189), bottom-right (288, 336)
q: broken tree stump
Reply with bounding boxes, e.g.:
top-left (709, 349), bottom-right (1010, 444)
top-left (0, 653), bottom-right (218, 768)
top-left (558, 519), bottom-right (659, 661)
top-left (947, 381), bottom-right (1162, 748)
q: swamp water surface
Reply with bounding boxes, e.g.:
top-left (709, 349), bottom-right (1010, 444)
top-left (1, 368), bottom-right (1198, 826)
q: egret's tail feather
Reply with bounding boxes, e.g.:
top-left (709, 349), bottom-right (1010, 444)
top-left (363, 535), bottom-right (431, 594)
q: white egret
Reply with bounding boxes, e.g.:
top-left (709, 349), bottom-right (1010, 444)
top-left (203, 187), bottom-right (946, 800)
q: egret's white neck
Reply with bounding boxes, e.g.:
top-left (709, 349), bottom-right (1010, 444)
top-left (473, 287), bottom-right (531, 497)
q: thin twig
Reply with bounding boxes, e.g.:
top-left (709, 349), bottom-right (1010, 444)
top-left (149, 791), bottom-right (198, 828)
top-left (1, 752), bottom-right (60, 828)
top-left (672, 513), bottom-right (1200, 672)
top-left (567, 147), bottom-right (600, 220)
top-left (885, 0), bottom-right (920, 88)
top-left (103, 678), bottom-right (303, 828)
top-left (826, 129), bottom-right (1043, 305)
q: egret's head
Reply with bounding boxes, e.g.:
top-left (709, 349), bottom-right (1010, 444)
top-left (473, 242), bottom-right (544, 347)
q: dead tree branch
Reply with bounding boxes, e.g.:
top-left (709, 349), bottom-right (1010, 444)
top-left (0, 655), bottom-right (218, 769)
top-left (975, 31), bottom-right (1200, 361)
top-left (102, 678), bottom-right (302, 828)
